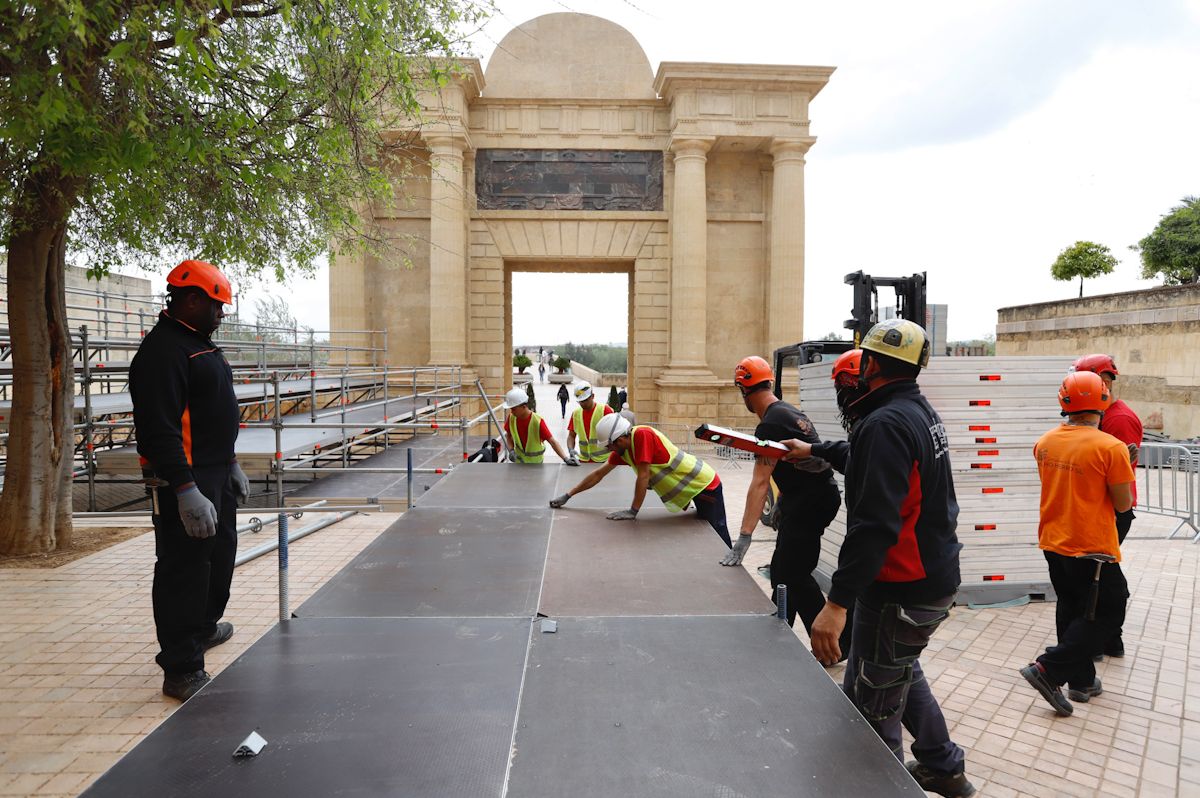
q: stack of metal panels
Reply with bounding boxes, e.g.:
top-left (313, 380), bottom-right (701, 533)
top-left (800, 355), bottom-right (1076, 603)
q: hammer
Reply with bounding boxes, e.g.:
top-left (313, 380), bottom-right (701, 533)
top-left (1076, 552), bottom-right (1117, 621)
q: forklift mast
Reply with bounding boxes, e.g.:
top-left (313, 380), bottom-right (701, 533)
top-left (771, 270), bottom-right (928, 399)
top-left (843, 270), bottom-right (927, 347)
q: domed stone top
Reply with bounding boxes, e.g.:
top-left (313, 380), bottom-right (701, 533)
top-left (483, 13), bottom-right (656, 100)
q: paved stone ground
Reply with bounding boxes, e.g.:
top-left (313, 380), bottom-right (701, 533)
top-left (1, 382), bottom-right (1196, 797)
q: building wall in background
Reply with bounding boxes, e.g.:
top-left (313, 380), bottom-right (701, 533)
top-left (997, 283), bottom-right (1200, 438)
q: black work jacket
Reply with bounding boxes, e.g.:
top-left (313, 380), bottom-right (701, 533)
top-left (130, 312), bottom-right (238, 489)
top-left (814, 380), bottom-right (962, 607)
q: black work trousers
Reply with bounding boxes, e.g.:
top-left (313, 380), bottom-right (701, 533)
top-left (771, 482), bottom-right (851, 653)
top-left (1108, 509), bottom-right (1136, 651)
top-left (1037, 550), bottom-right (1128, 690)
top-left (844, 594), bottom-right (965, 773)
top-left (151, 464), bottom-right (237, 675)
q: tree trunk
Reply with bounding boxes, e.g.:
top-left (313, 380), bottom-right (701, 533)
top-left (1079, 276), bottom-right (1083, 298)
top-left (0, 177), bottom-right (77, 555)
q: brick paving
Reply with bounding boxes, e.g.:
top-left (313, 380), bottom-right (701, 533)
top-left (1, 444), bottom-right (1197, 796)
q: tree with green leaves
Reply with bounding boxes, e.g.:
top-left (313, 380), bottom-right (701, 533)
top-left (1131, 196), bottom-right (1200, 285)
top-left (606, 385), bottom-right (620, 412)
top-left (1050, 241), bottom-right (1118, 298)
top-left (0, 1), bottom-right (486, 555)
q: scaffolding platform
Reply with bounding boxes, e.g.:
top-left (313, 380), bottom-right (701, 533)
top-left (82, 464), bottom-right (920, 797)
top-left (93, 394), bottom-right (459, 476)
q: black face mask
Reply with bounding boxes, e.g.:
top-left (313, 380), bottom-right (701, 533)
top-left (835, 381), bottom-right (867, 432)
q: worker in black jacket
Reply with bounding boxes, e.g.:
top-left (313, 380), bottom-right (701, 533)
top-left (130, 260), bottom-right (247, 702)
top-left (780, 319), bottom-right (974, 798)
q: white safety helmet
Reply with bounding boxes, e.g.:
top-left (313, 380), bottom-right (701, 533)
top-left (595, 412), bottom-right (632, 445)
top-left (501, 387), bottom-right (529, 409)
top-left (573, 381), bottom-right (594, 402)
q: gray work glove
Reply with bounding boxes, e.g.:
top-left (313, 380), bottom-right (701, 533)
top-left (230, 461), bottom-right (250, 504)
top-left (564, 454), bottom-right (580, 466)
top-left (177, 486), bottom-right (218, 539)
top-left (720, 534), bottom-right (752, 566)
top-left (606, 508), bottom-right (639, 521)
top-left (549, 493), bottom-right (572, 509)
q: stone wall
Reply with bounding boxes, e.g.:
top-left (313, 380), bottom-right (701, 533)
top-left (996, 283), bottom-right (1200, 438)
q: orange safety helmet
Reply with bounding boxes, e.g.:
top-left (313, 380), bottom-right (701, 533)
top-left (166, 259), bottom-right (233, 305)
top-left (1058, 370), bottom-right (1111, 414)
top-left (830, 349), bottom-right (862, 386)
top-left (734, 356), bottom-right (774, 389)
top-left (1072, 353), bottom-right (1119, 379)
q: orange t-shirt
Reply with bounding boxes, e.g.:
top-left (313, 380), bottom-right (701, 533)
top-left (1033, 424), bottom-right (1135, 560)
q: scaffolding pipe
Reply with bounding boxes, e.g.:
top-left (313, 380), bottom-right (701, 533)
top-left (233, 510), bottom-right (358, 568)
top-left (236, 500), bottom-right (328, 534)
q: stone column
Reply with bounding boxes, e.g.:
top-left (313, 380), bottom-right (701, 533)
top-left (426, 134), bottom-right (468, 365)
top-left (768, 138), bottom-right (813, 350)
top-left (667, 137), bottom-right (714, 372)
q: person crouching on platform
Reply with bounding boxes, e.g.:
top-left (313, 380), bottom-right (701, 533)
top-left (722, 355), bottom-right (850, 655)
top-left (1018, 370), bottom-right (1134, 718)
top-left (501, 387), bottom-right (577, 465)
top-left (566, 381), bottom-right (613, 463)
top-left (549, 414), bottom-right (733, 548)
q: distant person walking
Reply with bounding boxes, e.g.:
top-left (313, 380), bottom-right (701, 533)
top-left (557, 383), bottom-right (569, 418)
top-left (130, 260), bottom-right (248, 702)
top-left (538, 362), bottom-right (546, 383)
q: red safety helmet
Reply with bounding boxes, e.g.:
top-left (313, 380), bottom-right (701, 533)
top-left (1072, 353), bottom-right (1119, 379)
top-left (166, 259), bottom-right (233, 305)
top-left (831, 349), bottom-right (862, 386)
top-left (734, 356), bottom-right (774, 389)
top-left (1058, 370), bottom-right (1111, 414)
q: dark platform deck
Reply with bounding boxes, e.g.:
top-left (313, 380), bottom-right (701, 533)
top-left (84, 464), bottom-right (918, 797)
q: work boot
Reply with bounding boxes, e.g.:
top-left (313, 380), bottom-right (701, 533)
top-left (1103, 640), bottom-right (1125, 658)
top-left (163, 670), bottom-right (211, 702)
top-left (1019, 662), bottom-right (1073, 716)
top-left (905, 761), bottom-right (976, 798)
top-left (202, 622), bottom-right (234, 650)
top-left (1068, 676), bottom-right (1103, 703)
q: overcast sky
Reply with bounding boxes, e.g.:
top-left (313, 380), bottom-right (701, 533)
top-left (140, 0), bottom-right (1200, 346)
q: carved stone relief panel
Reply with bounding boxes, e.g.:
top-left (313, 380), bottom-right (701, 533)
top-left (475, 149), bottom-right (664, 211)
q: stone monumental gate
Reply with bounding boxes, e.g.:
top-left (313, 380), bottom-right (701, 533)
top-left (329, 13), bottom-right (834, 426)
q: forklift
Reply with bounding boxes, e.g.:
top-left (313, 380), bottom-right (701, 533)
top-left (771, 270), bottom-right (927, 399)
top-left (760, 271), bottom-right (927, 528)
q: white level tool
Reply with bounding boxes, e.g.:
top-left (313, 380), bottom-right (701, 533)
top-left (694, 424), bottom-right (789, 459)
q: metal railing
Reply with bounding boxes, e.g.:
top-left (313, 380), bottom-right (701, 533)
top-left (1137, 442), bottom-right (1200, 540)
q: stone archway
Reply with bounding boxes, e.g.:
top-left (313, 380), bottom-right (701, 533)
top-left (328, 13), bottom-right (835, 427)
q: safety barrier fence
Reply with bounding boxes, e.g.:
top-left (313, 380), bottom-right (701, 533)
top-left (1137, 442), bottom-right (1200, 540)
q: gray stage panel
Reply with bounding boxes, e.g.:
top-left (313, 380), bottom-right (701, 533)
top-left (83, 617), bottom-right (530, 798)
top-left (540, 512), bottom-right (774, 617)
top-left (419, 461), bottom-right (564, 508)
top-left (550, 461), bottom-right (651, 509)
top-left (298, 508), bottom-right (551, 618)
top-left (506, 615), bottom-right (920, 797)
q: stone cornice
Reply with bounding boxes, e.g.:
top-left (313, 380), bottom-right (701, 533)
top-left (422, 57), bottom-right (486, 99)
top-left (654, 62), bottom-right (836, 99)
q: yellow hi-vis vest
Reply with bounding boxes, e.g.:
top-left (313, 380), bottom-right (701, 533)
top-left (512, 412), bottom-right (546, 463)
top-left (620, 426), bottom-right (716, 512)
top-left (572, 404), bottom-right (610, 463)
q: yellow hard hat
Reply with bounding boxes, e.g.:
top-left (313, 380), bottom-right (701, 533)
top-left (860, 319), bottom-right (930, 369)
